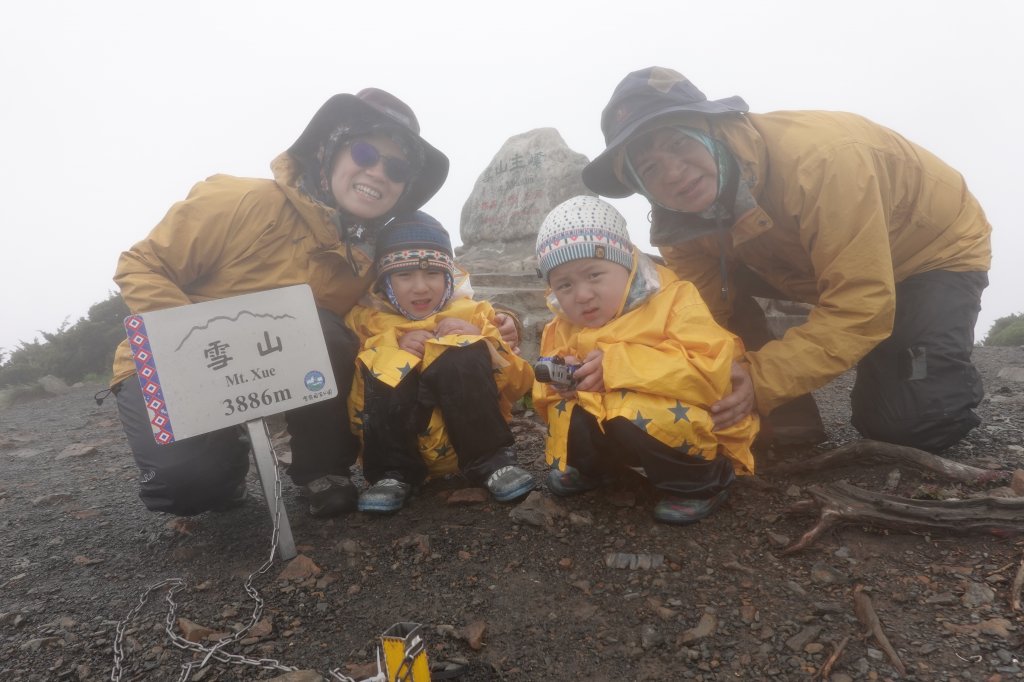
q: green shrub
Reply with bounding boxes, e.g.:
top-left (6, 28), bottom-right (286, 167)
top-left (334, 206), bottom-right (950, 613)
top-left (983, 312), bottom-right (1024, 346)
top-left (0, 292), bottom-right (129, 388)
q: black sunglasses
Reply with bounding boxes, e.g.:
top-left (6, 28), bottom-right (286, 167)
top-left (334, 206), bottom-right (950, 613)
top-left (349, 141), bottom-right (415, 184)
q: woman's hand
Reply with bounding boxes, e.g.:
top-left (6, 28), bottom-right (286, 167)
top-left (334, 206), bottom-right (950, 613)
top-left (397, 329), bottom-right (433, 358)
top-left (711, 361), bottom-right (756, 429)
top-left (495, 313), bottom-right (520, 354)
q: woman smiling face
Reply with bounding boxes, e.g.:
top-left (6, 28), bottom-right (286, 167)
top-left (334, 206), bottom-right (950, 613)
top-left (330, 133), bottom-right (409, 220)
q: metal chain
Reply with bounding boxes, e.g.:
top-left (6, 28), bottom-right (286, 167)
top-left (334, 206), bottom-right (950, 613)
top-left (111, 419), bottom-right (298, 681)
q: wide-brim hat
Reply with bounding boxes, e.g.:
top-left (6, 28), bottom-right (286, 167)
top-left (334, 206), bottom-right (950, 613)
top-left (289, 88), bottom-right (449, 214)
top-left (582, 67), bottom-right (748, 198)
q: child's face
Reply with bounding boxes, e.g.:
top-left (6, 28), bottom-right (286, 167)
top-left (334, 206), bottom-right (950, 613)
top-left (549, 258), bottom-right (631, 327)
top-left (388, 268), bottom-right (447, 317)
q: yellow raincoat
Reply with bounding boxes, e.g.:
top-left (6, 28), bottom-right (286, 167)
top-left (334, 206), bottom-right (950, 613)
top-left (346, 293), bottom-right (533, 478)
top-left (110, 153), bottom-right (378, 386)
top-left (651, 111), bottom-right (992, 415)
top-left (533, 256), bottom-right (757, 476)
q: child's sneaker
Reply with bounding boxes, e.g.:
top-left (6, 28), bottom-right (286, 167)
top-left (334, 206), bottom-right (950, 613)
top-left (653, 489), bottom-right (729, 525)
top-left (485, 466), bottom-right (535, 502)
top-left (358, 478), bottom-right (412, 514)
top-left (546, 465), bottom-right (601, 497)
top-left (303, 475), bottom-right (359, 517)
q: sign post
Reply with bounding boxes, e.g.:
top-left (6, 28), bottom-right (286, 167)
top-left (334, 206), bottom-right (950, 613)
top-left (124, 285), bottom-right (339, 560)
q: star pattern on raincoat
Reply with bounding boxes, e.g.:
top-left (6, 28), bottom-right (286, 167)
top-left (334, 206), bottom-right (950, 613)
top-left (631, 410), bottom-right (652, 432)
top-left (669, 401), bottom-right (691, 423)
top-left (433, 443), bottom-right (451, 458)
top-left (555, 399), bottom-right (568, 416)
top-left (397, 362), bottom-right (414, 379)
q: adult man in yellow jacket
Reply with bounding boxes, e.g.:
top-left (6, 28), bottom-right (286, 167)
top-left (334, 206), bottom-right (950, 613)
top-left (583, 67), bottom-right (991, 452)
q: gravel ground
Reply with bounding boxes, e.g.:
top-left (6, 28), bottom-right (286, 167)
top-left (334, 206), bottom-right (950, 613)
top-left (1, 346), bottom-right (1023, 681)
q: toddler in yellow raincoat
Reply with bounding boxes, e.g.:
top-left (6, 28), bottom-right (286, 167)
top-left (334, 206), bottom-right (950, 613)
top-left (346, 211), bottom-right (535, 513)
top-left (533, 196), bottom-right (759, 525)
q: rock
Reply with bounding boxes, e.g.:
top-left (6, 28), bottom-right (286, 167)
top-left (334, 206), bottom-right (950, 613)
top-left (38, 375), bottom-right (71, 395)
top-left (678, 612), bottom-right (717, 644)
top-left (461, 619), bottom-right (487, 651)
top-left (640, 624), bottom-right (663, 650)
top-left (605, 553), bottom-right (665, 570)
top-left (277, 554), bottom-right (322, 581)
top-left (31, 493), bottom-right (73, 506)
top-left (267, 671), bottom-right (325, 682)
top-left (1011, 469), bottom-right (1024, 496)
top-left (56, 443), bottom-right (99, 460)
top-left (785, 625), bottom-right (822, 653)
top-left (509, 491), bottom-right (565, 527)
top-left (447, 487), bottom-right (489, 505)
top-left (996, 367), bottom-right (1024, 382)
top-left (810, 562), bottom-right (848, 585)
top-left (458, 128), bottom-right (592, 273)
top-left (178, 617), bottom-right (214, 643)
top-left (961, 580), bottom-right (995, 607)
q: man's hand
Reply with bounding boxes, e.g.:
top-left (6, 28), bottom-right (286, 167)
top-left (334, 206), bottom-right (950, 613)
top-left (397, 329), bottom-right (433, 358)
top-left (711, 361), bottom-right (756, 429)
top-left (495, 313), bottom-right (520, 354)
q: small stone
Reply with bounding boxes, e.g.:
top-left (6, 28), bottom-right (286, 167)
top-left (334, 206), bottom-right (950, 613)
top-left (766, 531), bottom-right (790, 548)
top-left (785, 625), bottom-right (821, 653)
top-left (56, 443), bottom-right (99, 460)
top-left (678, 613), bottom-right (717, 644)
top-left (461, 619), bottom-right (486, 651)
top-left (178, 618), bottom-right (214, 643)
top-left (447, 488), bottom-right (489, 505)
top-left (961, 581), bottom-right (995, 607)
top-left (1011, 469), bottom-right (1024, 496)
top-left (277, 554), bottom-right (322, 581)
top-left (31, 493), bottom-right (73, 507)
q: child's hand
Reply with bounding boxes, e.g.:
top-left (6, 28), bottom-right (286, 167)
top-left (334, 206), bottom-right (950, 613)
top-left (436, 317), bottom-right (480, 337)
top-left (397, 329), bottom-right (433, 358)
top-left (572, 350), bottom-right (605, 393)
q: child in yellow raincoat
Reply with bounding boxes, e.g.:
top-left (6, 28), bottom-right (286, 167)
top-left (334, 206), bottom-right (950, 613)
top-left (533, 196), bottom-right (759, 525)
top-left (346, 211), bottom-right (535, 513)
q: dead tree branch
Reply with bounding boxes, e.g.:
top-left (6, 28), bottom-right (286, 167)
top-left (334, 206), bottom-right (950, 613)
top-left (853, 584), bottom-right (906, 676)
top-left (1012, 551), bottom-right (1024, 613)
top-left (783, 482), bottom-right (1024, 554)
top-left (769, 439), bottom-right (1010, 485)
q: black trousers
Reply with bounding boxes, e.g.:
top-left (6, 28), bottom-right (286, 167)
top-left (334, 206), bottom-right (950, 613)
top-left (360, 341), bottom-right (514, 486)
top-left (114, 309), bottom-right (360, 515)
top-left (566, 406), bottom-right (735, 499)
top-left (851, 270), bottom-right (987, 452)
top-left (729, 267), bottom-right (987, 452)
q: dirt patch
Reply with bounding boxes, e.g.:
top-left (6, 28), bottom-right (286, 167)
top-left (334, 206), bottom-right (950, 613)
top-left (1, 346), bottom-right (1023, 681)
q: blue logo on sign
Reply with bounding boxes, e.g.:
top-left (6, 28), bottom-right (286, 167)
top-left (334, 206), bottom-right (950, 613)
top-left (304, 371), bottom-right (326, 392)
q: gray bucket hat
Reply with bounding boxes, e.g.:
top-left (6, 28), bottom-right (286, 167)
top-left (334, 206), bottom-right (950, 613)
top-left (582, 67), bottom-right (748, 198)
top-left (289, 88), bottom-right (449, 214)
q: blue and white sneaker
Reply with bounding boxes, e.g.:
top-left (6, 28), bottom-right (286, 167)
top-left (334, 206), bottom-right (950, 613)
top-left (485, 466), bottom-right (535, 502)
top-left (358, 478), bottom-right (412, 514)
top-left (546, 465), bottom-right (601, 497)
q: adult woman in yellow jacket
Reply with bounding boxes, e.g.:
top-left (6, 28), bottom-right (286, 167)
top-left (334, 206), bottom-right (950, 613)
top-left (111, 89), bottom-right (450, 517)
top-left (583, 67), bottom-right (991, 453)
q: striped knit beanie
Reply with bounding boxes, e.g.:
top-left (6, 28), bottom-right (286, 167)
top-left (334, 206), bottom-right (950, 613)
top-left (376, 211), bottom-right (455, 279)
top-left (536, 196), bottom-right (634, 281)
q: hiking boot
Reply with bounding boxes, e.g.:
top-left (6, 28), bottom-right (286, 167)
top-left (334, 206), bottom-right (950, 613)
top-left (546, 466), bottom-right (601, 497)
top-left (485, 465), bottom-right (535, 502)
top-left (653, 489), bottom-right (730, 526)
top-left (211, 481), bottom-right (248, 513)
top-left (302, 475), bottom-right (358, 517)
top-left (358, 478), bottom-right (412, 514)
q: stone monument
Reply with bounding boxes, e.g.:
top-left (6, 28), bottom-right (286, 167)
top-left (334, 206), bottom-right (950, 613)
top-left (457, 128), bottom-right (593, 359)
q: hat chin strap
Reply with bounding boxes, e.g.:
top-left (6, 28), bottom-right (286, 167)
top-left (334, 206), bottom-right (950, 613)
top-left (624, 127), bottom-right (736, 219)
